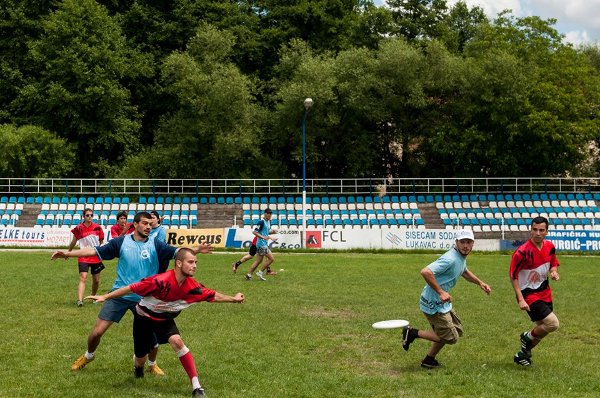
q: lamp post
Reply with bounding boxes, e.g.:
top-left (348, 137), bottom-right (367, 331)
top-left (301, 97), bottom-right (313, 248)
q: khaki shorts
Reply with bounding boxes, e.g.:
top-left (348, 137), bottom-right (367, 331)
top-left (423, 309), bottom-right (464, 344)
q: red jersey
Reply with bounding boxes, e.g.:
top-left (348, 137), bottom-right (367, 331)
top-left (509, 239), bottom-right (559, 305)
top-left (110, 222), bottom-right (134, 238)
top-left (71, 222), bottom-right (104, 264)
top-left (130, 269), bottom-right (216, 321)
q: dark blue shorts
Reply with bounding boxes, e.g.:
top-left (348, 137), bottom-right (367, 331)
top-left (98, 297), bottom-right (138, 323)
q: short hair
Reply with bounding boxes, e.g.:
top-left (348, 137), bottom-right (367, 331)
top-left (134, 211), bottom-right (152, 223)
top-left (116, 211), bottom-right (128, 219)
top-left (83, 208), bottom-right (93, 216)
top-left (264, 208), bottom-right (272, 214)
top-left (531, 216), bottom-right (549, 230)
top-left (150, 210), bottom-right (161, 224)
top-left (175, 247), bottom-right (196, 262)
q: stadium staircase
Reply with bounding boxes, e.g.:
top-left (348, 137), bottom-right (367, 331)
top-left (16, 204), bottom-right (41, 227)
top-left (197, 203), bottom-right (242, 228)
top-left (417, 203), bottom-right (444, 229)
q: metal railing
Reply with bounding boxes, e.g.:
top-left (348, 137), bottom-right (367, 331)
top-left (1, 177), bottom-right (600, 197)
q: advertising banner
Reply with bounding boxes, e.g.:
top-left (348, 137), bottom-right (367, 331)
top-left (224, 227), bottom-right (302, 250)
top-left (165, 228), bottom-right (226, 248)
top-left (501, 230), bottom-right (600, 252)
top-left (0, 227), bottom-right (72, 247)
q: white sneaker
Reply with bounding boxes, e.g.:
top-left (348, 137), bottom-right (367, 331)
top-left (256, 270), bottom-right (266, 281)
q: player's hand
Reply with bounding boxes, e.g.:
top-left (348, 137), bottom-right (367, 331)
top-left (85, 295), bottom-right (105, 303)
top-left (550, 269), bottom-right (560, 281)
top-left (518, 299), bottom-right (530, 311)
top-left (196, 243), bottom-right (214, 254)
top-left (439, 291), bottom-right (452, 303)
top-left (480, 282), bottom-right (492, 295)
top-left (51, 251), bottom-right (68, 260)
top-left (234, 293), bottom-right (245, 303)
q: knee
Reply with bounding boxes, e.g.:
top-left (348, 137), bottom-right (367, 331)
top-left (79, 274), bottom-right (88, 282)
top-left (169, 335), bottom-right (184, 351)
top-left (543, 317), bottom-right (559, 333)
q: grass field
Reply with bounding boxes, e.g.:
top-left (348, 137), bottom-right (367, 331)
top-left (0, 250), bottom-right (598, 398)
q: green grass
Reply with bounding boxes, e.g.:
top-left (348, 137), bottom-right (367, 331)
top-left (0, 251), bottom-right (598, 398)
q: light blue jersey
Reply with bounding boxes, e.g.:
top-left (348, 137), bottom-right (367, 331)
top-left (254, 219), bottom-right (271, 248)
top-left (419, 247), bottom-right (467, 315)
top-left (95, 234), bottom-right (176, 302)
top-left (149, 225), bottom-right (166, 242)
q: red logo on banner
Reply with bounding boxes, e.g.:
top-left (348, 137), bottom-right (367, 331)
top-left (306, 231), bottom-right (322, 248)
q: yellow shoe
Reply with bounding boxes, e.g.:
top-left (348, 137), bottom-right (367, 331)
top-left (71, 354), bottom-right (94, 371)
top-left (147, 363), bottom-right (165, 376)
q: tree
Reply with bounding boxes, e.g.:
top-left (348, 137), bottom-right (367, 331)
top-left (0, 124), bottom-right (75, 177)
top-left (119, 24), bottom-right (261, 179)
top-left (15, 0), bottom-right (149, 176)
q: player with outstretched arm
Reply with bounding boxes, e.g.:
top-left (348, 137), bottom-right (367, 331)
top-left (86, 247), bottom-right (244, 397)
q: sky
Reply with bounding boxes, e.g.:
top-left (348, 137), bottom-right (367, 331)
top-left (374, 0), bottom-right (600, 46)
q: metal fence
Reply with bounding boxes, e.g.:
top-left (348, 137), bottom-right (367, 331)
top-left (1, 177), bottom-right (600, 197)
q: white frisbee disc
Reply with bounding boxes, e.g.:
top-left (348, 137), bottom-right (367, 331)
top-left (372, 319), bottom-right (409, 329)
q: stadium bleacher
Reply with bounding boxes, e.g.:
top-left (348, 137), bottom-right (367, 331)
top-left (3, 192), bottom-right (600, 231)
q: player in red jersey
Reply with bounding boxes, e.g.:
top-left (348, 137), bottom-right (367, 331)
top-left (509, 216), bottom-right (560, 366)
top-left (110, 210), bottom-right (134, 238)
top-left (86, 247), bottom-right (244, 397)
top-left (67, 208), bottom-right (105, 307)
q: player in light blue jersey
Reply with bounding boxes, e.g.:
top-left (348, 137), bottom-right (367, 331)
top-left (400, 230), bottom-right (491, 368)
top-left (149, 210), bottom-right (167, 242)
top-left (52, 211), bottom-right (213, 374)
top-left (245, 208), bottom-right (277, 281)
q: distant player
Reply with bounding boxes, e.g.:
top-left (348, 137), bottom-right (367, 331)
top-left (66, 208), bottom-right (105, 307)
top-left (231, 235), bottom-right (277, 275)
top-left (149, 210), bottom-right (166, 242)
top-left (86, 248), bottom-right (244, 397)
top-left (110, 211), bottom-right (134, 238)
top-left (244, 208), bottom-right (278, 281)
top-left (510, 216), bottom-right (560, 366)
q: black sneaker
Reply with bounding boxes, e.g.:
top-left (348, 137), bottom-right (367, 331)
top-left (513, 351), bottom-right (532, 366)
top-left (244, 274), bottom-right (252, 281)
top-left (76, 300), bottom-right (84, 307)
top-left (421, 357), bottom-right (441, 369)
top-left (520, 332), bottom-right (533, 354)
top-left (192, 387), bottom-right (206, 397)
top-left (402, 326), bottom-right (416, 351)
top-left (134, 366), bottom-right (144, 378)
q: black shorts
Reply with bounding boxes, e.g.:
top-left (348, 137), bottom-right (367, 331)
top-left (78, 262), bottom-right (105, 275)
top-left (527, 300), bottom-right (553, 322)
top-left (133, 313), bottom-right (180, 358)
top-left (248, 244), bottom-right (257, 256)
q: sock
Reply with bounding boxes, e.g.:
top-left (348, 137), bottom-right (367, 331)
top-left (176, 346), bottom-right (199, 384)
top-left (85, 351), bottom-right (95, 360)
top-left (409, 328), bottom-right (419, 340)
top-left (147, 360), bottom-right (156, 367)
top-left (134, 366), bottom-right (144, 378)
top-left (191, 376), bottom-right (201, 390)
top-left (235, 261), bottom-right (242, 267)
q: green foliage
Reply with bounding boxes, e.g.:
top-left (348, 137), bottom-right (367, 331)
top-left (16, 0), bottom-right (148, 176)
top-left (0, 0), bottom-right (599, 178)
top-left (0, 124), bottom-right (75, 177)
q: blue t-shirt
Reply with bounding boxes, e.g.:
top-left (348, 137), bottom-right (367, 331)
top-left (149, 225), bottom-right (166, 242)
top-left (95, 234), bottom-right (177, 302)
top-left (254, 219), bottom-right (271, 248)
top-left (419, 247), bottom-right (467, 315)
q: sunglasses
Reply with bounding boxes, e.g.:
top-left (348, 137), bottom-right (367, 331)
top-left (84, 214), bottom-right (93, 217)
